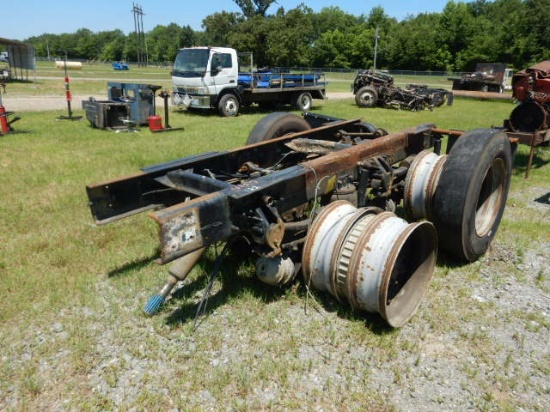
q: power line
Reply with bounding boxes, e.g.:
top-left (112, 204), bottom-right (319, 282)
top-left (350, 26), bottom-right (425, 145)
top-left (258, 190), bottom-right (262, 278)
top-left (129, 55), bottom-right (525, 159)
top-left (132, 3), bottom-right (148, 66)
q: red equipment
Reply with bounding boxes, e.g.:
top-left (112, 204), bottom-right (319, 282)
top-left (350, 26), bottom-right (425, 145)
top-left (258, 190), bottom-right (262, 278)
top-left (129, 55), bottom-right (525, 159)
top-left (0, 83), bottom-right (20, 135)
top-left (148, 90), bottom-right (183, 133)
top-left (509, 60), bottom-right (550, 132)
top-left (0, 104), bottom-right (8, 134)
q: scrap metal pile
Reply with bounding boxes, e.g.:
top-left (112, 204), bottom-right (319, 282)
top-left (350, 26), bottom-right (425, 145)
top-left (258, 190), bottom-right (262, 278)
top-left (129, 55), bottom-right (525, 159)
top-left (352, 69), bottom-right (453, 111)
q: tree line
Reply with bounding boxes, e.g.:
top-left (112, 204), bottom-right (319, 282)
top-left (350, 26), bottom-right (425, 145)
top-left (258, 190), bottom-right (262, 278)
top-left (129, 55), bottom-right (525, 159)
top-left (23, 0), bottom-right (550, 72)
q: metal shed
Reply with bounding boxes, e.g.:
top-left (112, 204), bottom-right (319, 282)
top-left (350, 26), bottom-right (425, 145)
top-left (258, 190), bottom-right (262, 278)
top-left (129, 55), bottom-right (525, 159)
top-left (0, 37), bottom-right (35, 81)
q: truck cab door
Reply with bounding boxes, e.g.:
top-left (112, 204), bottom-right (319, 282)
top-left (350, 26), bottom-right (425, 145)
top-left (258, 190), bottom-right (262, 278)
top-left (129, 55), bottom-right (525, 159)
top-left (210, 52), bottom-right (237, 94)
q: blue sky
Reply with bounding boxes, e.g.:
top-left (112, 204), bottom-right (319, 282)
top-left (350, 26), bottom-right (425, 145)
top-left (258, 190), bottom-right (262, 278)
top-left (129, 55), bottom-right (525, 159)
top-left (2, 1), bottom-right (452, 41)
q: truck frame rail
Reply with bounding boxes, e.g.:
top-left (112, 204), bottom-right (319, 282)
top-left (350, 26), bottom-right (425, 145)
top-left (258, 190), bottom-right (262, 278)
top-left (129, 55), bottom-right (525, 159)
top-left (86, 112), bottom-right (514, 327)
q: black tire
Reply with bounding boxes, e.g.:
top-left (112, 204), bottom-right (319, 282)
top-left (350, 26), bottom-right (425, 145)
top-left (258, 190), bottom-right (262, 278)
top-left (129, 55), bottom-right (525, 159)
top-left (355, 86), bottom-right (378, 108)
top-left (293, 92), bottom-right (313, 111)
top-left (218, 94), bottom-right (240, 117)
top-left (432, 129), bottom-right (512, 262)
top-left (246, 112), bottom-right (311, 145)
top-left (432, 93), bottom-right (446, 107)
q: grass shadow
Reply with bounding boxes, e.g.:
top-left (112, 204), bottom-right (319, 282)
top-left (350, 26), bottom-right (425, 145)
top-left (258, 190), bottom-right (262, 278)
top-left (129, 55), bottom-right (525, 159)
top-left (512, 146), bottom-right (550, 176)
top-left (535, 191), bottom-right (550, 205)
top-left (298, 285), bottom-right (396, 335)
top-left (161, 243), bottom-right (399, 334)
top-left (169, 103), bottom-right (319, 118)
top-left (435, 250), bottom-right (474, 270)
top-left (164, 251), bottom-right (285, 327)
top-left (106, 252), bottom-right (159, 277)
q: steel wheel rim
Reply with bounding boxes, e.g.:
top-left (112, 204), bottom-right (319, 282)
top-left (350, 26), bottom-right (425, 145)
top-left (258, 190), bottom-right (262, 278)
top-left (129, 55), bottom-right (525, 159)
top-left (475, 158), bottom-right (505, 237)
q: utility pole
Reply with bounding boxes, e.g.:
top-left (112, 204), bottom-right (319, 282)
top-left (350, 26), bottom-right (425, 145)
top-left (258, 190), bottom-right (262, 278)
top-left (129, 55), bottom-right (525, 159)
top-left (132, 3), bottom-right (147, 67)
top-left (373, 27), bottom-right (379, 71)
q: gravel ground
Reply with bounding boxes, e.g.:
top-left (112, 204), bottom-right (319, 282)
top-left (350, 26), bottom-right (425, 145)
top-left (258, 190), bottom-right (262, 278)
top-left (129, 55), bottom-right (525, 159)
top-left (91, 196), bottom-right (549, 412)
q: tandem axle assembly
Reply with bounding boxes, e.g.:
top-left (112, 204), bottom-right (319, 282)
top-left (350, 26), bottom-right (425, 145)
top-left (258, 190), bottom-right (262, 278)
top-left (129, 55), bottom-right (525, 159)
top-left (86, 112), bottom-right (514, 327)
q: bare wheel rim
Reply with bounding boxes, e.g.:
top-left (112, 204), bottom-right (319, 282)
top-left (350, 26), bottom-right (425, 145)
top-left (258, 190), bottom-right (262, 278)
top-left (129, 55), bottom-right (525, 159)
top-left (299, 95), bottom-right (311, 110)
top-left (475, 158), bottom-right (505, 237)
top-left (360, 91), bottom-right (375, 105)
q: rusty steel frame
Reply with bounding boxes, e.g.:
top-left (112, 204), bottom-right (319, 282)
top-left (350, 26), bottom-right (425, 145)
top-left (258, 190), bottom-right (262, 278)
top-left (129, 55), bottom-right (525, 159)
top-left (150, 124), bottom-right (434, 264)
top-left (87, 117), bottom-right (441, 265)
top-left (86, 114), bottom-right (523, 268)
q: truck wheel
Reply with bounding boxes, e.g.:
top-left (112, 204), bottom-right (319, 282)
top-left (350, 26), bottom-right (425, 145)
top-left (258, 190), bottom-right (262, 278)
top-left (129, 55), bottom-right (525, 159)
top-left (355, 86), bottom-right (378, 108)
top-left (246, 112), bottom-right (311, 145)
top-left (293, 92), bottom-right (313, 111)
top-left (432, 129), bottom-right (512, 262)
top-left (432, 93), bottom-right (446, 107)
top-left (218, 94), bottom-right (240, 117)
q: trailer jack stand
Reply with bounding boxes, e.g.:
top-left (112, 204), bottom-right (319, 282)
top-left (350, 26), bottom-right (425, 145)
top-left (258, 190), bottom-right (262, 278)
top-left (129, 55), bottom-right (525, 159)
top-left (150, 90), bottom-right (184, 133)
top-left (56, 51), bottom-right (83, 122)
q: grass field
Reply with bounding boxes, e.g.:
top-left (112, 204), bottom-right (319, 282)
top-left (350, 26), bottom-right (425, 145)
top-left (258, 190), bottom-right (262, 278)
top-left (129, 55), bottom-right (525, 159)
top-left (0, 67), bottom-right (549, 411)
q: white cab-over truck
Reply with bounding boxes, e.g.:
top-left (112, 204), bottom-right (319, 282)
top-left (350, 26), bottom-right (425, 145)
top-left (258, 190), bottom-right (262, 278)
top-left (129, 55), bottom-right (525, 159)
top-left (171, 47), bottom-right (327, 116)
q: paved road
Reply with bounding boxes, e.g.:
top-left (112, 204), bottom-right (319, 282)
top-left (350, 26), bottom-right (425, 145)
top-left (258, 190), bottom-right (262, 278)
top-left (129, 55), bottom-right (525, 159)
top-left (1, 90), bottom-right (511, 113)
top-left (2, 92), bottom-right (356, 112)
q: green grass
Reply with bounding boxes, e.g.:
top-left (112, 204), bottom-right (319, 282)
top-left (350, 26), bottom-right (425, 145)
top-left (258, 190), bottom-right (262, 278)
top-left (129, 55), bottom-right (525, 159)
top-left (1, 72), bottom-right (549, 411)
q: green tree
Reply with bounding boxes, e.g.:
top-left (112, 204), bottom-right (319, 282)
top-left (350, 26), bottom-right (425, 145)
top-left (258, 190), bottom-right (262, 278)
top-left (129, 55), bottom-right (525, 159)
top-left (227, 15), bottom-right (270, 66)
top-left (180, 25), bottom-right (196, 48)
top-left (263, 5), bottom-right (315, 67)
top-left (309, 6), bottom-right (366, 68)
top-left (485, 0), bottom-right (527, 68)
top-left (233, 0), bottom-right (277, 18)
top-left (386, 13), bottom-right (448, 71)
top-left (147, 23), bottom-right (190, 63)
top-left (521, 0), bottom-right (550, 63)
top-left (437, 1), bottom-right (477, 70)
top-left (124, 32), bottom-right (139, 62)
top-left (347, 24), bottom-right (376, 69)
top-left (96, 30), bottom-right (126, 61)
top-left (311, 29), bottom-right (353, 68)
top-left (74, 28), bottom-right (99, 60)
top-left (21, 1), bottom-right (542, 71)
top-left (311, 6), bottom-right (363, 38)
top-left (201, 11), bottom-right (244, 46)
top-left (365, 6), bottom-right (398, 69)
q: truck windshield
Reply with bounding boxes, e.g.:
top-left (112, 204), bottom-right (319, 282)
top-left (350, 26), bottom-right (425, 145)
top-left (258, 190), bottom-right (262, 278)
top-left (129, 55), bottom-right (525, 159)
top-left (173, 49), bottom-right (209, 78)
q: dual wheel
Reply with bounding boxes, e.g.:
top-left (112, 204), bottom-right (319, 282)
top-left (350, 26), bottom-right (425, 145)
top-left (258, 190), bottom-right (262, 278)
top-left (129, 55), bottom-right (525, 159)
top-left (431, 129), bottom-right (512, 261)
top-left (404, 128), bottom-right (511, 261)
